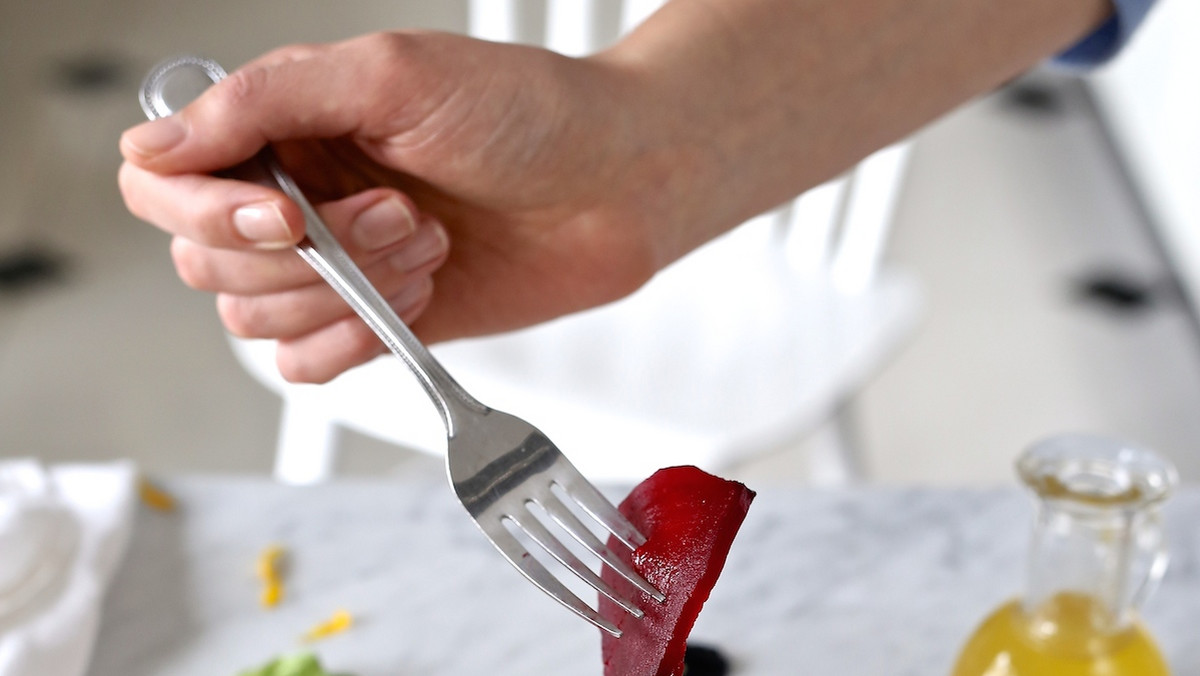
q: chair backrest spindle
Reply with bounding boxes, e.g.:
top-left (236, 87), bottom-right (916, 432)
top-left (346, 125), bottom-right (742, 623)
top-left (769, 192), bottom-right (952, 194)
top-left (471, 0), bottom-right (663, 53)
top-left (829, 144), bottom-right (911, 295)
top-left (546, 0), bottom-right (597, 55)
top-left (781, 178), bottom-right (851, 280)
top-left (468, 0), bottom-right (520, 43)
top-left (620, 0), bottom-right (663, 34)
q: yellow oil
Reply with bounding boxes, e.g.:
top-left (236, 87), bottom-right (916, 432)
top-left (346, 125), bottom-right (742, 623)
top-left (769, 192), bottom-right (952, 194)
top-left (951, 593), bottom-right (1170, 676)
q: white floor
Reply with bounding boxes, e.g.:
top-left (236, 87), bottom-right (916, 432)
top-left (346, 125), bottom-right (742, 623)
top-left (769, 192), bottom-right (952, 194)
top-left (2, 2), bottom-right (1198, 488)
top-left (857, 75), bottom-right (1200, 486)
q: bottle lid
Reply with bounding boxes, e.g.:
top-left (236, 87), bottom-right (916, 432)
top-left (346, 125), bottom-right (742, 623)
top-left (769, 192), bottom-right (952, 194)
top-left (1017, 434), bottom-right (1178, 508)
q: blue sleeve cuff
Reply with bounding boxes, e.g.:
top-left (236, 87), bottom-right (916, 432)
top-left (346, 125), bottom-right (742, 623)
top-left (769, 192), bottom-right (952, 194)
top-left (1055, 0), bottom-right (1158, 67)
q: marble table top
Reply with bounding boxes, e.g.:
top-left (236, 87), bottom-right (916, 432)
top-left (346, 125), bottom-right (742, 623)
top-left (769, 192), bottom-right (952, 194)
top-left (90, 473), bottom-right (1199, 676)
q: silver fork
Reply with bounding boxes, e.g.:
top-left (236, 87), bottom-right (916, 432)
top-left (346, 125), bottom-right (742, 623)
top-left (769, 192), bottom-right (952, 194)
top-left (139, 55), bottom-right (664, 636)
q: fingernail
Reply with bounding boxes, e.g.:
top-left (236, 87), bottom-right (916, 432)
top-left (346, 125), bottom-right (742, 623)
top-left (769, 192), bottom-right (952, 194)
top-left (351, 197), bottom-right (416, 251)
top-left (124, 117), bottom-right (187, 156)
top-left (233, 202), bottom-right (293, 248)
top-left (388, 219), bottom-right (448, 273)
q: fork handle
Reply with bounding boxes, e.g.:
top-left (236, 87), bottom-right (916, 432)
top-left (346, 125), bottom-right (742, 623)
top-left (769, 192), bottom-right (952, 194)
top-left (262, 155), bottom-right (488, 436)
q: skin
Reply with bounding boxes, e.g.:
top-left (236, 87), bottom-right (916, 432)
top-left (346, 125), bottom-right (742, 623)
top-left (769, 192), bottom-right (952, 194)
top-left (118, 0), bottom-right (1113, 383)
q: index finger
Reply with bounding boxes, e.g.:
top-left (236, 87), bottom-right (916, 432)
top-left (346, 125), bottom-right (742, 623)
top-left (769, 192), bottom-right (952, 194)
top-left (118, 160), bottom-right (302, 249)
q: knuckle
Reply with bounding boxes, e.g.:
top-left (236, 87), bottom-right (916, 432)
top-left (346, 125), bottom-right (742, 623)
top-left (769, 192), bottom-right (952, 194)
top-left (216, 294), bottom-right (261, 339)
top-left (343, 320), bottom-right (385, 362)
top-left (261, 42), bottom-right (322, 64)
top-left (273, 346), bottom-right (312, 384)
top-left (219, 66), bottom-right (270, 111)
top-left (117, 163), bottom-right (150, 220)
top-left (276, 344), bottom-right (335, 385)
top-left (276, 320), bottom-right (384, 384)
top-left (358, 31), bottom-right (417, 62)
top-left (116, 162), bottom-right (136, 200)
top-left (170, 238), bottom-right (214, 290)
top-left (355, 32), bottom-right (422, 96)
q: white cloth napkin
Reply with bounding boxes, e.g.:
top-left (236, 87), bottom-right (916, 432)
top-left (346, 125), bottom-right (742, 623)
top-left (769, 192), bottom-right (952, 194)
top-left (0, 459), bottom-right (136, 676)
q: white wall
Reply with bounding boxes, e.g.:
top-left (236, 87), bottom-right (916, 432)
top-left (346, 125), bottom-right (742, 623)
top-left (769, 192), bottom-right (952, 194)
top-left (1089, 0), bottom-right (1200, 308)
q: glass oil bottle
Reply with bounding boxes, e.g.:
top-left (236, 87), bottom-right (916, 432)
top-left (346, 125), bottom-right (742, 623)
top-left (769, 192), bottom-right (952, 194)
top-left (951, 434), bottom-right (1177, 676)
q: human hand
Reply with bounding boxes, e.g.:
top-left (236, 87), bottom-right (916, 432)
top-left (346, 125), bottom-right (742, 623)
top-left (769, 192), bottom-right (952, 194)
top-left (119, 32), bottom-right (695, 383)
top-left (119, 0), bottom-right (1112, 385)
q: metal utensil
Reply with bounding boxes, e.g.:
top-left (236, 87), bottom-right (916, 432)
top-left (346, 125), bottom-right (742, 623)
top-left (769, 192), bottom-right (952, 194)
top-left (138, 55), bottom-right (663, 635)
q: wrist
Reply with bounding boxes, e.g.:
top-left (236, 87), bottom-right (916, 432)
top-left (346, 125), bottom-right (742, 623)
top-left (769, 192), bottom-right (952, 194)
top-left (586, 39), bottom-right (749, 269)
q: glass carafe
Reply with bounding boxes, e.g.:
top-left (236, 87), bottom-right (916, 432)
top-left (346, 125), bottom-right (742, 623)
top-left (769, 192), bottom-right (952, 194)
top-left (951, 434), bottom-right (1178, 676)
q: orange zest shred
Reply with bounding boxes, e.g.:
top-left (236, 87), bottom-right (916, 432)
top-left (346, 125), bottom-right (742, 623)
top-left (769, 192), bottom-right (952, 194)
top-left (302, 609), bottom-right (354, 642)
top-left (255, 544), bottom-right (287, 609)
top-left (261, 579), bottom-right (284, 608)
top-left (138, 477), bottom-right (176, 512)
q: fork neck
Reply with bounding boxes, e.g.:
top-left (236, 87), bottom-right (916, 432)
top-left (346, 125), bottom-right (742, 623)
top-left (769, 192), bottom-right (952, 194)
top-left (417, 359), bottom-right (490, 437)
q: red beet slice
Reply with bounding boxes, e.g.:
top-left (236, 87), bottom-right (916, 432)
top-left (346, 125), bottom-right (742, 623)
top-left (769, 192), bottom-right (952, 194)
top-left (600, 466), bottom-right (755, 676)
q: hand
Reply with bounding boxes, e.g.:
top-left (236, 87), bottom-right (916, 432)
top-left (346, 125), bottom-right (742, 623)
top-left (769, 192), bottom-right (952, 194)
top-left (119, 0), bottom-right (1112, 384)
top-left (119, 32), bottom-right (689, 383)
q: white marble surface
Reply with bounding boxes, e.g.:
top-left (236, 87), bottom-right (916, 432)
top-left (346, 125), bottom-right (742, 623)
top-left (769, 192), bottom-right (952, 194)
top-left (89, 472), bottom-right (1200, 676)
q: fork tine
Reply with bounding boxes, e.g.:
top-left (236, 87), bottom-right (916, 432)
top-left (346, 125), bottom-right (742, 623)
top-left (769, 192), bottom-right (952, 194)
top-left (557, 475), bottom-right (647, 549)
top-left (511, 504), bottom-right (645, 618)
top-left (480, 516), bottom-right (623, 637)
top-left (538, 490), bottom-right (666, 602)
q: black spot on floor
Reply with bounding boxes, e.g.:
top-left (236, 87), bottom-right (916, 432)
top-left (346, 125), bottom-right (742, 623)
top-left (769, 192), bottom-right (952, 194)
top-left (0, 246), bottom-right (69, 294)
top-left (51, 52), bottom-right (131, 94)
top-left (1072, 269), bottom-right (1163, 316)
top-left (1002, 81), bottom-right (1066, 117)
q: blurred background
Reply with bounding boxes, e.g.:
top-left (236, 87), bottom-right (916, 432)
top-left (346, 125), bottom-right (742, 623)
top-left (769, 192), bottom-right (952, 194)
top-left (1, 0), bottom-right (1198, 487)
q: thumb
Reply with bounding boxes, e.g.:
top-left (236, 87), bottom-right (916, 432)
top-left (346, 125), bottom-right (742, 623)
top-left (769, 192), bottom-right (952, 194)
top-left (119, 45), bottom-right (379, 174)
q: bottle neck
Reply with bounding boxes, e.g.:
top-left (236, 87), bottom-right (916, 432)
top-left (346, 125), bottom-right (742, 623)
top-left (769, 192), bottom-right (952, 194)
top-left (1022, 500), bottom-right (1145, 634)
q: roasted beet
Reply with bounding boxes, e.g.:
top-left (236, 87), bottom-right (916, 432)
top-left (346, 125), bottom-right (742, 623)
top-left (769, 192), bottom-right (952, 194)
top-left (600, 466), bottom-right (754, 676)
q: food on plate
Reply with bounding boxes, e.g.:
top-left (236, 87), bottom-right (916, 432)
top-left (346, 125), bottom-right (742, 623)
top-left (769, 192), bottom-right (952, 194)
top-left (600, 466), bottom-right (755, 676)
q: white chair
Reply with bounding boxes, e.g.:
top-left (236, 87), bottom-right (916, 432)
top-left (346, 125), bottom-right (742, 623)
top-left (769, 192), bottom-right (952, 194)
top-left (230, 0), bottom-right (923, 485)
